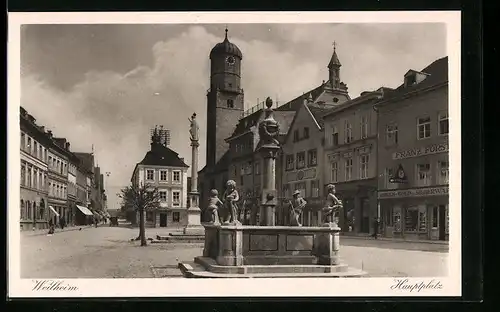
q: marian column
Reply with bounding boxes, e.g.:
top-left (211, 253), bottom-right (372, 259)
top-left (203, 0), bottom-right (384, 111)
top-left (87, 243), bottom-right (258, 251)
top-left (183, 113), bottom-right (205, 235)
top-left (257, 98), bottom-right (281, 226)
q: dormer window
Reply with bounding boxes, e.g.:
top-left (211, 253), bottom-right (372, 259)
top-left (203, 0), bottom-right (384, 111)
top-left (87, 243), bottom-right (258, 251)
top-left (404, 70), bottom-right (430, 87)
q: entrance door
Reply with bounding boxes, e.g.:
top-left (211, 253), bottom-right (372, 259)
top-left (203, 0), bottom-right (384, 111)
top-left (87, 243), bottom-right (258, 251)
top-left (360, 198), bottom-right (370, 233)
top-left (438, 205), bottom-right (446, 240)
top-left (159, 213), bottom-right (167, 227)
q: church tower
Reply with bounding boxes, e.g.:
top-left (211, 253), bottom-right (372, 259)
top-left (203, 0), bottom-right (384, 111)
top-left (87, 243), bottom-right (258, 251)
top-left (206, 27), bottom-right (244, 167)
top-left (328, 43), bottom-right (342, 89)
top-left (325, 42), bottom-right (349, 101)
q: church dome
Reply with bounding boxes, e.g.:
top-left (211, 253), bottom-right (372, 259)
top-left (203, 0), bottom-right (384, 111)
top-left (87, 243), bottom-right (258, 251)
top-left (210, 28), bottom-right (243, 60)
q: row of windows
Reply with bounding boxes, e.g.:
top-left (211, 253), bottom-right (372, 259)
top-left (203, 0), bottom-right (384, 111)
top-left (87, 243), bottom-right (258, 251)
top-left (20, 199), bottom-right (46, 221)
top-left (293, 127), bottom-right (310, 142)
top-left (234, 161), bottom-right (261, 177)
top-left (282, 180), bottom-right (320, 199)
top-left (384, 112), bottom-right (449, 145)
top-left (329, 154), bottom-right (371, 183)
top-left (145, 169), bottom-right (181, 183)
top-left (48, 154), bottom-right (68, 176)
top-left (384, 161), bottom-right (449, 189)
top-left (20, 161), bottom-right (47, 191)
top-left (49, 181), bottom-right (67, 199)
top-left (285, 149), bottom-right (318, 171)
top-left (159, 190), bottom-right (181, 206)
top-left (327, 115), bottom-right (370, 147)
top-left (20, 132), bottom-right (48, 163)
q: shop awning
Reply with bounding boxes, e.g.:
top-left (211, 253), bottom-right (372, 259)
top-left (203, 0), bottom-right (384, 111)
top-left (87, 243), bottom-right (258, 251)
top-left (49, 206), bottom-right (60, 217)
top-left (76, 205), bottom-right (94, 216)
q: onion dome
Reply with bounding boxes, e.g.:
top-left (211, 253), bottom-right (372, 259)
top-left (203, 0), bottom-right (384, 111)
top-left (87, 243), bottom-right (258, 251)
top-left (210, 27), bottom-right (243, 60)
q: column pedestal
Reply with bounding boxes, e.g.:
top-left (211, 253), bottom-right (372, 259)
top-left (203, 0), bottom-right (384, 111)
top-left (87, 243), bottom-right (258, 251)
top-left (183, 191), bottom-right (205, 236)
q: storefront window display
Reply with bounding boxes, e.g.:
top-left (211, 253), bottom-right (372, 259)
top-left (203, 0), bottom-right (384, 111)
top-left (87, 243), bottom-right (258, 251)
top-left (404, 206), bottom-right (427, 232)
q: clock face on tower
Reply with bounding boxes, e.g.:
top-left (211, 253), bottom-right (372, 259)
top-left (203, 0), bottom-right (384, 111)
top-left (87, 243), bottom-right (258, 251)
top-left (226, 56), bottom-right (235, 65)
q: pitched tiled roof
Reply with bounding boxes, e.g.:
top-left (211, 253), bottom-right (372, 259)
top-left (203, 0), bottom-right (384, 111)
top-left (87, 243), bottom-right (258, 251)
top-left (275, 84), bottom-right (325, 112)
top-left (274, 111), bottom-right (296, 134)
top-left (139, 143), bottom-right (189, 168)
top-left (379, 56), bottom-right (448, 104)
top-left (229, 109), bottom-right (263, 138)
top-left (307, 105), bottom-right (333, 129)
top-left (74, 152), bottom-right (95, 174)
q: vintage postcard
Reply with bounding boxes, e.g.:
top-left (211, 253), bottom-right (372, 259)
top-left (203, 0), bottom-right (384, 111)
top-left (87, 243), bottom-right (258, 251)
top-left (8, 11), bottom-right (461, 298)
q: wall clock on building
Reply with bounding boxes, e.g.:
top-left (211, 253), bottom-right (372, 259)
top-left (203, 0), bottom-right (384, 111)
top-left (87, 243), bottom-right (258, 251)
top-left (226, 56), bottom-right (235, 65)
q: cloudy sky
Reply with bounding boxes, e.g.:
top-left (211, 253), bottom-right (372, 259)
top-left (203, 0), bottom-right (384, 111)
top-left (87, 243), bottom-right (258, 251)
top-left (20, 23), bottom-right (446, 210)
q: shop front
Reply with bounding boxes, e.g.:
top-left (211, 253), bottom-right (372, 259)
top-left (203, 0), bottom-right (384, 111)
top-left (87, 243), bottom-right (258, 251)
top-left (378, 186), bottom-right (449, 241)
top-left (335, 179), bottom-right (377, 234)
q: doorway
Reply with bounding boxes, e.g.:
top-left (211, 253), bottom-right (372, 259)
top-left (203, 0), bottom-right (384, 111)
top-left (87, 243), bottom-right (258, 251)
top-left (360, 198), bottom-right (370, 233)
top-left (159, 213), bottom-right (167, 227)
top-left (438, 205), bottom-right (446, 240)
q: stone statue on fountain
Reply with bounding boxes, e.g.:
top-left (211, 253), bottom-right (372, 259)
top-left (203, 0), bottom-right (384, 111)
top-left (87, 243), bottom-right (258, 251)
top-left (221, 180), bottom-right (241, 225)
top-left (322, 184), bottom-right (343, 226)
top-left (206, 189), bottom-right (223, 224)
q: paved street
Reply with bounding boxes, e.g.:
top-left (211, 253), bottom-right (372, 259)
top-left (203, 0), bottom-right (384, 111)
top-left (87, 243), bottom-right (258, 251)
top-left (21, 226), bottom-right (448, 278)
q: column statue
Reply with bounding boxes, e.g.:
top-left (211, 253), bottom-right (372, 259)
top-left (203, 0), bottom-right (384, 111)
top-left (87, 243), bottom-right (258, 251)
top-left (188, 113), bottom-right (199, 141)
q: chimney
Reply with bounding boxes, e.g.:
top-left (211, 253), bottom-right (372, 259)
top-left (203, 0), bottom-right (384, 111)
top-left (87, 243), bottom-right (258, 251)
top-left (39, 126), bottom-right (45, 132)
top-left (65, 142), bottom-right (70, 151)
top-left (27, 114), bottom-right (36, 124)
top-left (180, 157), bottom-right (184, 162)
top-left (46, 130), bottom-right (53, 138)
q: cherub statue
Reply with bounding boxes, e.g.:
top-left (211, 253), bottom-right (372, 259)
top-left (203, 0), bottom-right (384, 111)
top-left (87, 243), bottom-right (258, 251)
top-left (322, 184), bottom-right (343, 225)
top-left (207, 189), bottom-right (223, 224)
top-left (222, 180), bottom-right (240, 224)
top-left (188, 113), bottom-right (199, 141)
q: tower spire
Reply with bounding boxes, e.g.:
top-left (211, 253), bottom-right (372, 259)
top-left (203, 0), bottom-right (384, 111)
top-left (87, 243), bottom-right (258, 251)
top-left (225, 25), bottom-right (228, 40)
top-left (328, 41), bottom-right (342, 89)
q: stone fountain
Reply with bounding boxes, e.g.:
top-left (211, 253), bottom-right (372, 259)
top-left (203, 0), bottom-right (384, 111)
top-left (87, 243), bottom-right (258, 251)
top-left (178, 98), bottom-right (366, 278)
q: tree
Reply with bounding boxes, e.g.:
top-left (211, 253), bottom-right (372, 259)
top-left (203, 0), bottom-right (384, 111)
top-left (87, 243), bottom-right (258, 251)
top-left (118, 183), bottom-right (161, 246)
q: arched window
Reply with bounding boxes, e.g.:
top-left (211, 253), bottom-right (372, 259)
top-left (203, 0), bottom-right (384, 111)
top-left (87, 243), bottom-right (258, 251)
top-left (227, 99), bottom-right (234, 108)
top-left (39, 199), bottom-right (45, 220)
top-left (27, 201), bottom-right (32, 220)
top-left (20, 200), bottom-right (25, 220)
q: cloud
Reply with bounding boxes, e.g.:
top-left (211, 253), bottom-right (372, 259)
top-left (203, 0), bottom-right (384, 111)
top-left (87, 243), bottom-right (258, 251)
top-left (20, 24), bottom-right (446, 211)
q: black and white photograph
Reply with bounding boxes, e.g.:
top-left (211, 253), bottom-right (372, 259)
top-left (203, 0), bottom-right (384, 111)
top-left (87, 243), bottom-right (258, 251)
top-left (8, 12), bottom-right (461, 297)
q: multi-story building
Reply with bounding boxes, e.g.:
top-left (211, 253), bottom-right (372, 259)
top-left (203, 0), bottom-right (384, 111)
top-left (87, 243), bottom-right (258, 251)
top-left (20, 107), bottom-right (50, 230)
top-left (74, 152), bottom-right (96, 223)
top-left (53, 137), bottom-right (79, 226)
top-left (322, 90), bottom-right (384, 233)
top-left (376, 56), bottom-right (449, 241)
top-left (46, 132), bottom-right (70, 226)
top-left (131, 128), bottom-right (189, 228)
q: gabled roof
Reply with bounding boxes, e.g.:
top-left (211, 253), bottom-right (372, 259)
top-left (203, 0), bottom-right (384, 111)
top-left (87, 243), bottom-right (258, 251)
top-left (273, 111), bottom-right (296, 134)
top-left (74, 152), bottom-right (95, 174)
top-left (275, 84), bottom-right (325, 112)
top-left (307, 105), bottom-right (332, 129)
top-left (138, 143), bottom-right (189, 168)
top-left (379, 56), bottom-right (448, 105)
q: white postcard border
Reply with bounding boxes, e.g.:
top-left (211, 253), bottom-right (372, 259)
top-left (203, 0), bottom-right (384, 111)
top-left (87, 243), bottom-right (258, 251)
top-left (7, 11), bottom-right (462, 298)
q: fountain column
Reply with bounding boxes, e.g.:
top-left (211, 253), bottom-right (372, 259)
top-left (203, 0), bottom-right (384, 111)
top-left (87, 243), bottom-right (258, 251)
top-left (257, 98), bottom-right (281, 226)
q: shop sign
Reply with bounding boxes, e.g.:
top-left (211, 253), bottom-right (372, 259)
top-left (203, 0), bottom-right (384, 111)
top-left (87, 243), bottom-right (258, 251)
top-left (389, 164), bottom-right (408, 183)
top-left (392, 142), bottom-right (448, 160)
top-left (285, 168), bottom-right (317, 183)
top-left (378, 186), bottom-right (449, 199)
